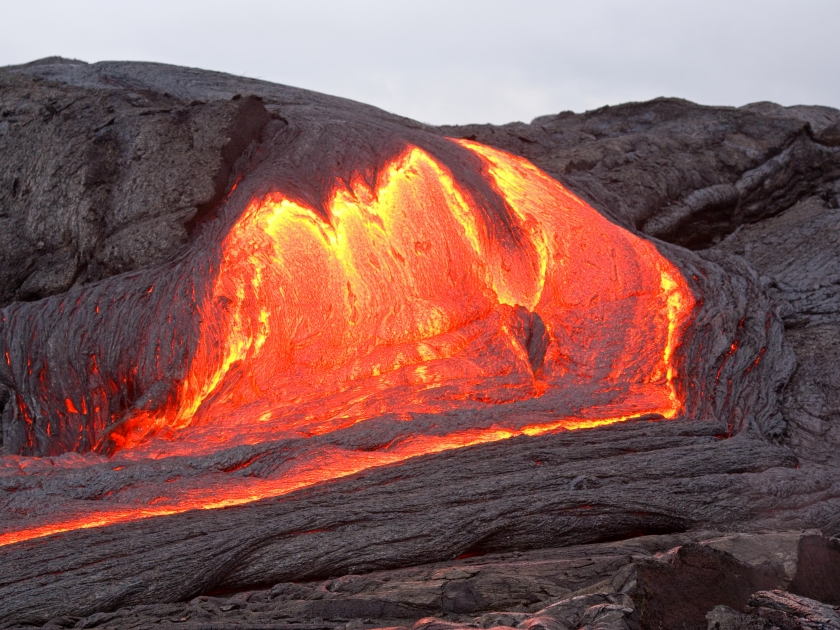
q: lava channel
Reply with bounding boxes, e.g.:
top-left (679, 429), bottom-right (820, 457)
top-left (0, 139), bottom-right (695, 547)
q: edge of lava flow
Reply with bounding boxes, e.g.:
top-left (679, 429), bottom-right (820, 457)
top-left (0, 139), bottom-right (695, 547)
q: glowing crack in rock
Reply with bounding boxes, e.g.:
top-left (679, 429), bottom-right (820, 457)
top-left (0, 140), bottom-right (695, 547)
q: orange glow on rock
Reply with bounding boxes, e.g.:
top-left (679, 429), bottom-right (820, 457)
top-left (112, 141), bottom-right (694, 455)
top-left (0, 416), bottom-right (655, 548)
top-left (0, 140), bottom-right (695, 546)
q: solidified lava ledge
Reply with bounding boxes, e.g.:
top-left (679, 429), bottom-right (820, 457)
top-left (1, 58), bottom-right (840, 630)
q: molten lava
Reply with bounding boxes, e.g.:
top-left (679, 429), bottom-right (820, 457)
top-left (0, 139), bottom-right (695, 547)
top-left (113, 139), bottom-right (693, 454)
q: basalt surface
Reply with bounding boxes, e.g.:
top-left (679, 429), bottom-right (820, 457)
top-left (0, 58), bottom-right (839, 629)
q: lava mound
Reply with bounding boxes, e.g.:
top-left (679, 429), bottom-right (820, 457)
top-left (28, 139), bottom-right (695, 459)
top-left (1, 59), bottom-right (839, 627)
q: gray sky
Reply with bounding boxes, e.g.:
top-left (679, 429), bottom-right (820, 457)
top-left (2, 0), bottom-right (839, 125)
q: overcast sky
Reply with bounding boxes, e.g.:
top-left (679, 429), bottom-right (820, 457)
top-left (1, 0), bottom-right (839, 125)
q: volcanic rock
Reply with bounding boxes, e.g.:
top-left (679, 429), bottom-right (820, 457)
top-left (13, 530), bottom-right (840, 630)
top-left (1, 58), bottom-right (840, 628)
top-left (707, 591), bottom-right (840, 630)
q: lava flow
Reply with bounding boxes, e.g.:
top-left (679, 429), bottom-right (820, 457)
top-left (0, 139), bottom-right (695, 547)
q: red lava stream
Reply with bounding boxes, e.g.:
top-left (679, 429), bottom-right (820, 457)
top-left (0, 140), bottom-right (695, 547)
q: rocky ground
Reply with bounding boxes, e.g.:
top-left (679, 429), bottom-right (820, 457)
top-left (1, 58), bottom-right (840, 629)
top-left (24, 530), bottom-right (840, 630)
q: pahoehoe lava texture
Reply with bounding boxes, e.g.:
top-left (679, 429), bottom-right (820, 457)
top-left (1, 58), bottom-right (840, 627)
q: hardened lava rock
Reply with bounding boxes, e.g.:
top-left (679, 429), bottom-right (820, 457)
top-left (0, 58), bottom-right (839, 626)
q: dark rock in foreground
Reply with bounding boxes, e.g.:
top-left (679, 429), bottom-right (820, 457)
top-left (10, 530), bottom-right (840, 630)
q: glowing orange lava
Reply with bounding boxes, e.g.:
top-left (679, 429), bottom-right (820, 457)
top-left (0, 140), bottom-right (695, 547)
